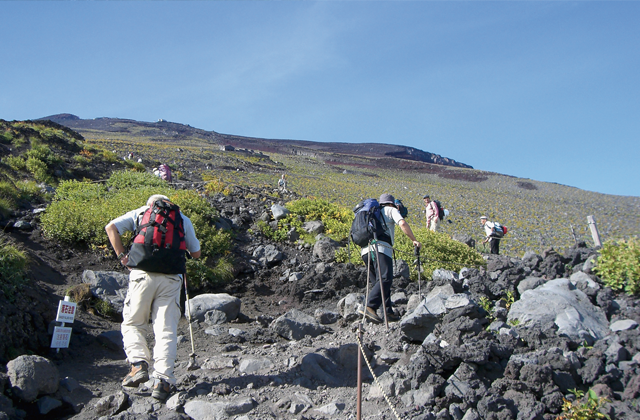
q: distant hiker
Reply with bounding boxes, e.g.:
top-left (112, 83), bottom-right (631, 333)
top-left (105, 194), bottom-right (201, 401)
top-left (480, 216), bottom-right (501, 255)
top-left (359, 193), bottom-right (421, 323)
top-left (278, 174), bottom-right (288, 193)
top-left (423, 195), bottom-right (440, 232)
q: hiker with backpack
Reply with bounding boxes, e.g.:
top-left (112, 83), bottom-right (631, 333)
top-left (357, 193), bottom-right (421, 324)
top-left (423, 195), bottom-right (441, 232)
top-left (278, 174), bottom-right (288, 193)
top-left (480, 215), bottom-right (504, 255)
top-left (105, 194), bottom-right (201, 401)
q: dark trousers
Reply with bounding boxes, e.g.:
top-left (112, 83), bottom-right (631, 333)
top-left (490, 238), bottom-right (500, 255)
top-left (362, 251), bottom-right (393, 314)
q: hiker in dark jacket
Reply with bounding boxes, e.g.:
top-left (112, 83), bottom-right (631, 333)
top-left (359, 193), bottom-right (421, 323)
top-left (105, 194), bottom-right (201, 400)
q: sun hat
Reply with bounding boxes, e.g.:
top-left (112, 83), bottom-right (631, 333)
top-left (379, 193), bottom-right (395, 205)
top-left (480, 215), bottom-right (488, 220)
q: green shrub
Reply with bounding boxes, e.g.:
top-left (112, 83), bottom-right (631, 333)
top-left (25, 157), bottom-right (52, 183)
top-left (0, 131), bottom-right (13, 144)
top-left (16, 180), bottom-right (42, 201)
top-left (73, 155), bottom-right (91, 166)
top-left (0, 197), bottom-right (12, 219)
top-left (257, 220), bottom-right (291, 242)
top-left (557, 388), bottom-right (610, 420)
top-left (106, 170), bottom-right (165, 190)
top-left (54, 179), bottom-right (107, 202)
top-left (171, 190), bottom-right (230, 258)
top-left (337, 228), bottom-right (486, 281)
top-left (286, 198), bottom-right (352, 241)
top-left (0, 234), bottom-right (29, 300)
top-left (3, 156), bottom-right (26, 171)
top-left (186, 256), bottom-right (234, 291)
top-left (101, 149), bottom-right (120, 163)
top-left (594, 237), bottom-right (640, 295)
top-left (124, 160), bottom-right (146, 172)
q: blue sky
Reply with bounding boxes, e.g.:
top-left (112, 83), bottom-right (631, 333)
top-left (2, 1), bottom-right (639, 197)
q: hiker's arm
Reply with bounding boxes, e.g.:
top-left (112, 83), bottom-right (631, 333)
top-left (105, 222), bottom-right (128, 264)
top-left (189, 250), bottom-right (201, 259)
top-left (398, 220), bottom-right (421, 248)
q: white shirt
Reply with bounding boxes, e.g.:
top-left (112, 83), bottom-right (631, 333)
top-left (360, 205), bottom-right (404, 258)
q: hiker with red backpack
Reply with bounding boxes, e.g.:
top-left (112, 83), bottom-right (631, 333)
top-left (105, 194), bottom-right (201, 401)
top-left (423, 195), bottom-right (440, 232)
top-left (480, 215), bottom-right (507, 255)
top-left (357, 193), bottom-right (421, 324)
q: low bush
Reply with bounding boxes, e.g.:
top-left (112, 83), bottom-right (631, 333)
top-left (557, 388), bottom-right (610, 420)
top-left (40, 172), bottom-right (233, 290)
top-left (0, 234), bottom-right (29, 300)
top-left (594, 237), bottom-right (640, 295)
top-left (336, 228), bottom-right (485, 280)
top-left (106, 170), bottom-right (165, 190)
top-left (3, 156), bottom-right (26, 171)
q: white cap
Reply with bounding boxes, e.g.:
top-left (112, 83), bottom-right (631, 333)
top-left (480, 215), bottom-right (487, 220)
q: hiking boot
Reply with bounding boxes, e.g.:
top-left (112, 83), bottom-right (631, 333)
top-left (152, 379), bottom-right (172, 401)
top-left (385, 311), bottom-right (401, 322)
top-left (358, 307), bottom-right (382, 323)
top-left (122, 361), bottom-right (149, 387)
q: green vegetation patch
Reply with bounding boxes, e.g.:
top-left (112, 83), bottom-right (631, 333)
top-left (594, 237), bottom-right (640, 295)
top-left (40, 170), bottom-right (234, 291)
top-left (0, 233), bottom-right (29, 300)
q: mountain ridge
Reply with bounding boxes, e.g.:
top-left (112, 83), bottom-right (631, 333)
top-left (39, 113), bottom-right (473, 169)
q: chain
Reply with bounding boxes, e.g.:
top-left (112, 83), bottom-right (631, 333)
top-left (355, 329), bottom-right (404, 420)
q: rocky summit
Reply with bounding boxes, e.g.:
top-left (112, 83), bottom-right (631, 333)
top-left (1, 184), bottom-right (639, 420)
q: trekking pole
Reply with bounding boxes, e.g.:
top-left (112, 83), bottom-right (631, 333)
top-left (371, 237), bottom-right (389, 330)
top-left (414, 245), bottom-right (422, 299)
top-left (183, 272), bottom-right (198, 370)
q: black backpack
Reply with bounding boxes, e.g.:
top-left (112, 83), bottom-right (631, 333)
top-left (127, 199), bottom-right (187, 274)
top-left (433, 200), bottom-right (445, 220)
top-left (350, 199), bottom-right (392, 247)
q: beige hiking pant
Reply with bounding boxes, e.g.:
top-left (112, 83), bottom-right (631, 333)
top-left (121, 269), bottom-right (182, 385)
top-left (429, 218), bottom-right (439, 232)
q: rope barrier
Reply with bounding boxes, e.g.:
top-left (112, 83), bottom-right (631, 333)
top-left (356, 328), bottom-right (404, 420)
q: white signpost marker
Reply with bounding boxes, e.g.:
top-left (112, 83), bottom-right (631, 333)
top-left (51, 296), bottom-right (77, 351)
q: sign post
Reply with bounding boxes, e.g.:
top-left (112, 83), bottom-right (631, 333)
top-left (51, 296), bottom-right (77, 352)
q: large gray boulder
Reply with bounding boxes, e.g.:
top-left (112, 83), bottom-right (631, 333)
top-left (312, 236), bottom-right (341, 262)
top-left (270, 309), bottom-right (326, 340)
top-left (302, 220), bottom-right (324, 234)
top-left (7, 355), bottom-right (59, 402)
top-left (400, 284), bottom-right (472, 342)
top-left (337, 293), bottom-right (365, 319)
top-left (508, 278), bottom-right (610, 341)
top-left (188, 293), bottom-right (241, 322)
top-left (184, 397), bottom-right (256, 420)
top-left (252, 244), bottom-right (284, 267)
top-left (270, 204), bottom-right (289, 220)
top-left (82, 270), bottom-right (129, 313)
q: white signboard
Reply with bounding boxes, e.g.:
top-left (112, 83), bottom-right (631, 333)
top-left (51, 326), bottom-right (72, 349)
top-left (56, 300), bottom-right (77, 323)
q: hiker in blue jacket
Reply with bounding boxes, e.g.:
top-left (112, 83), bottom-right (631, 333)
top-left (359, 193), bottom-right (421, 323)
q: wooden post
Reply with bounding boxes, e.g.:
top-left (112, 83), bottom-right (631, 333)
top-left (587, 216), bottom-right (602, 247)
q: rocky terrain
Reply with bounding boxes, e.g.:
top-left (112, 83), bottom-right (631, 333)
top-left (1, 180), bottom-right (640, 420)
